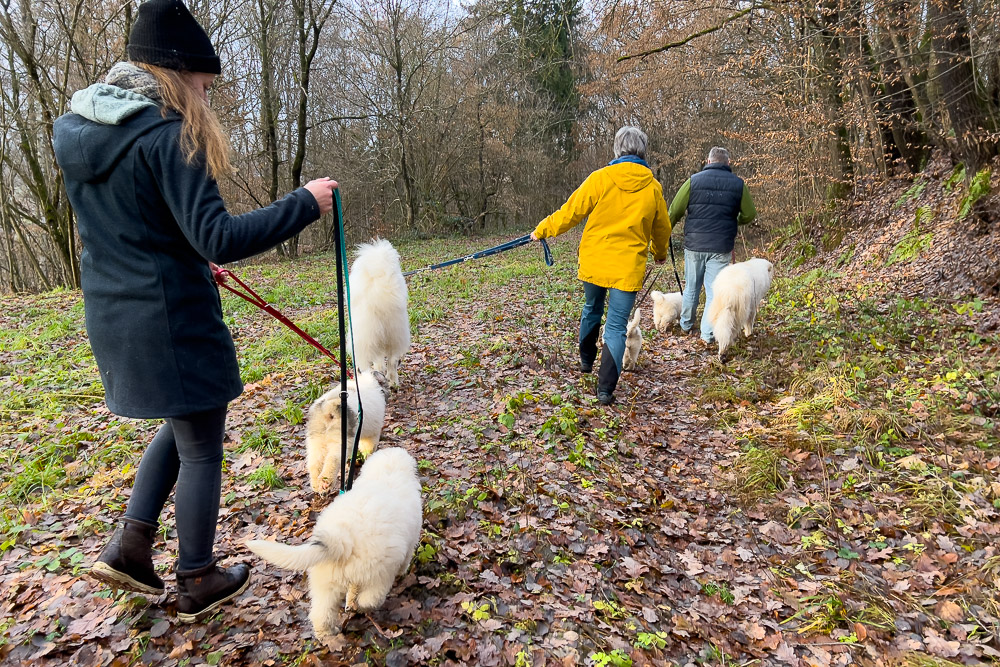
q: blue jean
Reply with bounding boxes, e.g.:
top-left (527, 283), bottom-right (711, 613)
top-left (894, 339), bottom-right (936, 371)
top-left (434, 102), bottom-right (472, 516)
top-left (580, 282), bottom-right (637, 373)
top-left (125, 407), bottom-right (227, 570)
top-left (681, 249), bottom-right (731, 342)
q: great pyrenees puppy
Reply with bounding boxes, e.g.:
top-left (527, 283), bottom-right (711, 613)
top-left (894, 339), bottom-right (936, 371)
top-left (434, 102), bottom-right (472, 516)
top-left (347, 239), bottom-right (410, 388)
top-left (306, 370), bottom-right (387, 494)
top-left (706, 258), bottom-right (774, 358)
top-left (650, 291), bottom-right (683, 331)
top-left (622, 309), bottom-right (643, 371)
top-left (246, 448), bottom-right (422, 646)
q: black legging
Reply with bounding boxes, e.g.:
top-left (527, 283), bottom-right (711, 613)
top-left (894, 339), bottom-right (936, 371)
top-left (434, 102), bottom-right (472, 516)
top-left (125, 407), bottom-right (227, 570)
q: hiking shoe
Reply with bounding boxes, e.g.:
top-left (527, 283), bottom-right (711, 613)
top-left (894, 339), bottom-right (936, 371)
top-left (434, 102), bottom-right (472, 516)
top-left (597, 391), bottom-right (615, 406)
top-left (176, 560), bottom-right (251, 623)
top-left (89, 518), bottom-right (165, 595)
top-left (579, 361), bottom-right (593, 373)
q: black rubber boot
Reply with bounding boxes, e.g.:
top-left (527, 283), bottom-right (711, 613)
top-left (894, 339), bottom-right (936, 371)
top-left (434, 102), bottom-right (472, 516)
top-left (579, 325), bottom-right (600, 373)
top-left (176, 559), bottom-right (251, 623)
top-left (89, 518), bottom-right (165, 595)
top-left (596, 344), bottom-right (620, 405)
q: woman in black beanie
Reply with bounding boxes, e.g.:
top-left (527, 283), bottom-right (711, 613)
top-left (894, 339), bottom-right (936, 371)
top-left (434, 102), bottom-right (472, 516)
top-left (53, 0), bottom-right (338, 622)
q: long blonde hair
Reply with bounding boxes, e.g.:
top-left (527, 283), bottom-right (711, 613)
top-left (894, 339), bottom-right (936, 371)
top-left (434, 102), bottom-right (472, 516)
top-left (137, 62), bottom-right (233, 181)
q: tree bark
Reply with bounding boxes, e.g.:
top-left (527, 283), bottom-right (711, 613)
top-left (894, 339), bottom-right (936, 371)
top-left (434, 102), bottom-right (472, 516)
top-left (925, 0), bottom-right (998, 169)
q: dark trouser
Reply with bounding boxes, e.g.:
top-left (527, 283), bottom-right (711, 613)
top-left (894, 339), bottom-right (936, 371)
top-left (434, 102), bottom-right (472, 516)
top-left (125, 407), bottom-right (227, 570)
top-left (579, 282), bottom-right (638, 395)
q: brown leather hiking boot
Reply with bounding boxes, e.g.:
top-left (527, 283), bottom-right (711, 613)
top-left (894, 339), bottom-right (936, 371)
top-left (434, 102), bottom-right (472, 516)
top-left (176, 560), bottom-right (250, 623)
top-left (89, 518), bottom-right (165, 595)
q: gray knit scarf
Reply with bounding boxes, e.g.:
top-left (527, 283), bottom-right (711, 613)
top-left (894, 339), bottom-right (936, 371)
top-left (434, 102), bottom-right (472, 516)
top-left (105, 62), bottom-right (162, 101)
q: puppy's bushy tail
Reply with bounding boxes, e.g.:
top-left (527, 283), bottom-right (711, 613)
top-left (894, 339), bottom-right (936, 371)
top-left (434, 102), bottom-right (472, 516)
top-left (246, 530), bottom-right (352, 571)
top-left (710, 306), bottom-right (736, 355)
top-left (628, 308), bottom-right (642, 332)
top-left (707, 271), bottom-right (748, 356)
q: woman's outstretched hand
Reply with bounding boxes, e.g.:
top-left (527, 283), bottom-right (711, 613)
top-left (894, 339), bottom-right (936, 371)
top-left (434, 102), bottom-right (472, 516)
top-left (530, 231), bottom-right (540, 241)
top-left (304, 178), bottom-right (339, 215)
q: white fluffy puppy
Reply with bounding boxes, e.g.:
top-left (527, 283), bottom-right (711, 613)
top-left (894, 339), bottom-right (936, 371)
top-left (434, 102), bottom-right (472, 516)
top-left (622, 309), bottom-right (643, 371)
top-left (246, 448), bottom-right (422, 645)
top-left (347, 239), bottom-right (410, 388)
top-left (306, 370), bottom-right (387, 494)
top-left (706, 258), bottom-right (774, 358)
top-left (650, 291), bottom-right (683, 331)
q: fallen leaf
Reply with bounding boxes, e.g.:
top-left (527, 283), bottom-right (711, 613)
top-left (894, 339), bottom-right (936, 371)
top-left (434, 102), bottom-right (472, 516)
top-left (149, 619), bottom-right (170, 638)
top-left (775, 642), bottom-right (796, 663)
top-left (925, 632), bottom-right (960, 657)
top-left (935, 600), bottom-right (965, 623)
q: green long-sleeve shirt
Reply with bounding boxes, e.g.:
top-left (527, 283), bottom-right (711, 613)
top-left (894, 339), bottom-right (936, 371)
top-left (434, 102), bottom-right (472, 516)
top-left (667, 178), bottom-right (757, 227)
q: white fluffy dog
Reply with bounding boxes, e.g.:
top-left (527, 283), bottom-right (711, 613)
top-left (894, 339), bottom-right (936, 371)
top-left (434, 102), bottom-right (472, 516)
top-left (706, 258), bottom-right (774, 358)
top-left (347, 239), bottom-right (410, 388)
top-left (622, 309), bottom-right (643, 371)
top-left (650, 291), bottom-right (683, 331)
top-left (246, 447), bottom-right (422, 645)
top-left (306, 370), bottom-right (387, 494)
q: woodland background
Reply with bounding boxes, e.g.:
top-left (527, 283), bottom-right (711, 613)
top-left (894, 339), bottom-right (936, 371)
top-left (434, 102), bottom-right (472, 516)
top-left (3, 1), bottom-right (1000, 664)
top-left (0, 0), bottom-right (998, 292)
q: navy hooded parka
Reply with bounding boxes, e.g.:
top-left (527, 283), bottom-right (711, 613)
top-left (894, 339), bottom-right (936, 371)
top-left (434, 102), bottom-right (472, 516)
top-left (53, 86), bottom-right (320, 418)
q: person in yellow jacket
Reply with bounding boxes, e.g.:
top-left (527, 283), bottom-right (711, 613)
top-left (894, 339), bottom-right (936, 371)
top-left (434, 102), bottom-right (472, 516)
top-left (530, 126), bottom-right (671, 405)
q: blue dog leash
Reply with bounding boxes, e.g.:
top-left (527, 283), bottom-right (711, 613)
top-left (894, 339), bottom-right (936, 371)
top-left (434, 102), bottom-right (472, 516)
top-left (402, 234), bottom-right (554, 277)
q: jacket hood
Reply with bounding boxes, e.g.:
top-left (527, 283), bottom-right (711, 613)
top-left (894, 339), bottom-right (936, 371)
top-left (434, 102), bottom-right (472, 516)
top-left (54, 85), bottom-right (176, 184)
top-left (604, 162), bottom-right (655, 193)
top-left (71, 83), bottom-right (158, 125)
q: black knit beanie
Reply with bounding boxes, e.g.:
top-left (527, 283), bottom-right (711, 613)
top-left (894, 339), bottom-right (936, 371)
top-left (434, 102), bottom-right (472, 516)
top-left (127, 0), bottom-right (221, 74)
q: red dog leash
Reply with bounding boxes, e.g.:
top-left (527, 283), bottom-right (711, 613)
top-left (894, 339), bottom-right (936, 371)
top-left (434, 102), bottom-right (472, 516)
top-left (212, 265), bottom-right (351, 377)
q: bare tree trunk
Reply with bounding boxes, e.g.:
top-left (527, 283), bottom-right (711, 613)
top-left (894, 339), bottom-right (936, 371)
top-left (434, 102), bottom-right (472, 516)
top-left (925, 0), bottom-right (998, 169)
top-left (287, 0), bottom-right (334, 257)
top-left (257, 0), bottom-right (281, 205)
top-left (388, 15), bottom-right (417, 230)
top-left (813, 1), bottom-right (854, 198)
top-left (0, 0), bottom-right (79, 287)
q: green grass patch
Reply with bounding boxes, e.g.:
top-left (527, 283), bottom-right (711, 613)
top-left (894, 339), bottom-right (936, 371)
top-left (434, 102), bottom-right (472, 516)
top-left (887, 208), bottom-right (933, 265)
top-left (957, 168), bottom-right (991, 219)
top-left (245, 464), bottom-right (285, 490)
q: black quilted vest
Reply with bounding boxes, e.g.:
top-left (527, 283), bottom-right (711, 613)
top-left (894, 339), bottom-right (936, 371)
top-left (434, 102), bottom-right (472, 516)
top-left (684, 163), bottom-right (744, 254)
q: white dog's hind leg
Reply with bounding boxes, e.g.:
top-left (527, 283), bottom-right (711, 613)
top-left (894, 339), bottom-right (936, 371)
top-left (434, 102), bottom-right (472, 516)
top-left (743, 304), bottom-right (760, 337)
top-left (358, 437), bottom-right (376, 457)
top-left (309, 567), bottom-right (346, 641)
top-left (345, 582), bottom-right (361, 611)
top-left (354, 580), bottom-right (392, 612)
top-left (388, 356), bottom-right (401, 388)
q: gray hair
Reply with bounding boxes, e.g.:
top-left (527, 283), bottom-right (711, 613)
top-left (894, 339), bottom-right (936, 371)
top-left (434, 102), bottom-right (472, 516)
top-left (708, 146), bottom-right (730, 164)
top-left (613, 126), bottom-right (648, 160)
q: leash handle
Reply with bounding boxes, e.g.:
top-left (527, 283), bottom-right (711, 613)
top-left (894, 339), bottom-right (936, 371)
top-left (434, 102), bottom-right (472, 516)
top-left (540, 238), bottom-right (553, 266)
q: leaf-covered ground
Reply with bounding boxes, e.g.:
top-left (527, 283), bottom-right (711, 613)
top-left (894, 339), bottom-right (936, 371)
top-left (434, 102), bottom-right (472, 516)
top-left (1, 228), bottom-right (999, 667)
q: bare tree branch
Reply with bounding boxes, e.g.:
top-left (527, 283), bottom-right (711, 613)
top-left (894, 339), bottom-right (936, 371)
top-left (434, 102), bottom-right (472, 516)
top-left (617, 5), bottom-right (767, 62)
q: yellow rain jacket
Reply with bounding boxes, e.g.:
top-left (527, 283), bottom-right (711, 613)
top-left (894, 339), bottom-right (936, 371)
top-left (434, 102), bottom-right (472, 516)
top-left (533, 162), bottom-right (671, 292)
